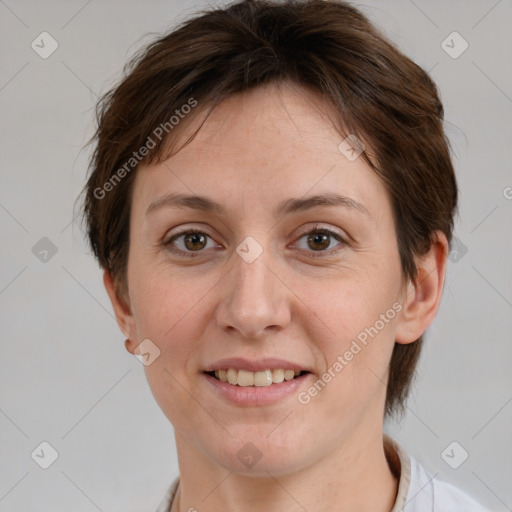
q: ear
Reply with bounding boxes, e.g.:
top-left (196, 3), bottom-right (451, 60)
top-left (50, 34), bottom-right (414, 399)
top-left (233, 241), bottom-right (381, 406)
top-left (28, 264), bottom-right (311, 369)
top-left (103, 270), bottom-right (137, 355)
top-left (395, 231), bottom-right (449, 344)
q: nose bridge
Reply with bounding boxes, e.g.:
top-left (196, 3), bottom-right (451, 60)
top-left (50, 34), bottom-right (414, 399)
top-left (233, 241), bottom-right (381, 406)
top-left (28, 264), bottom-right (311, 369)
top-left (215, 235), bottom-right (290, 338)
top-left (234, 240), bottom-right (272, 299)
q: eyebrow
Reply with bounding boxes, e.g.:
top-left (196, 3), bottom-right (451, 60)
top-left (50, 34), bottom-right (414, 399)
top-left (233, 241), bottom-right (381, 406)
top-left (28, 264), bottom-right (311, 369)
top-left (146, 192), bottom-right (369, 217)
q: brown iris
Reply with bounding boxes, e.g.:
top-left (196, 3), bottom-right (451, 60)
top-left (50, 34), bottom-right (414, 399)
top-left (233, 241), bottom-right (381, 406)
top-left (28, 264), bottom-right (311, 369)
top-left (184, 232), bottom-right (207, 251)
top-left (307, 231), bottom-right (330, 251)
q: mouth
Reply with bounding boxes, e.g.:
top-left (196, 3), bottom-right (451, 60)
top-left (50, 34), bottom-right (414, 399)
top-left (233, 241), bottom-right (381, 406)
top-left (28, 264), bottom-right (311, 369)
top-left (205, 368), bottom-right (310, 387)
top-left (202, 357), bottom-right (314, 405)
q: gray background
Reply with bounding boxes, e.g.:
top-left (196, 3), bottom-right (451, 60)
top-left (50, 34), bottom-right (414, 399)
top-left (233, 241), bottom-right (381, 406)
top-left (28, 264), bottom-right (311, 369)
top-left (0, 0), bottom-right (511, 510)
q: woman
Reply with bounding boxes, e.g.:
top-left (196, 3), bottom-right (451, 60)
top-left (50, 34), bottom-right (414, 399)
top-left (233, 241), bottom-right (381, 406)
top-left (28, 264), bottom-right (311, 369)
top-left (81, 1), bottom-right (491, 510)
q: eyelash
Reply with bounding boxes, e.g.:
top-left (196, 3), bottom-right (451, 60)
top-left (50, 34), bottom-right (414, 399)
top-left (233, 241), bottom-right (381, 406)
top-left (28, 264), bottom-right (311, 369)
top-left (163, 224), bottom-right (346, 259)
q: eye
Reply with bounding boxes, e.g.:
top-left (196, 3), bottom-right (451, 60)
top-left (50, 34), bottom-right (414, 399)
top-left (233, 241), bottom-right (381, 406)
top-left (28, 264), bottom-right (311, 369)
top-left (164, 228), bottom-right (219, 257)
top-left (163, 225), bottom-right (347, 259)
top-left (294, 224), bottom-right (346, 257)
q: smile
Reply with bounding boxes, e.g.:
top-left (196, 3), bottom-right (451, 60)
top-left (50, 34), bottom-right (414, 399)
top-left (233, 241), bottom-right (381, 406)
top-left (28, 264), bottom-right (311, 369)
top-left (207, 368), bottom-right (308, 387)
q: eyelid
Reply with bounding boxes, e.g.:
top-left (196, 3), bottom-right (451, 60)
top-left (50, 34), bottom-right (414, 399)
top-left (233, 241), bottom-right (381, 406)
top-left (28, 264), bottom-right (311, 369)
top-left (163, 226), bottom-right (211, 244)
top-left (295, 222), bottom-right (345, 239)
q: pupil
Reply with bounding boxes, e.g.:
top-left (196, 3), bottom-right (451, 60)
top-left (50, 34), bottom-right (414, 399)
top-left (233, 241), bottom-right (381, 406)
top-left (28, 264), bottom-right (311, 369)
top-left (185, 233), bottom-right (206, 251)
top-left (308, 232), bottom-right (329, 250)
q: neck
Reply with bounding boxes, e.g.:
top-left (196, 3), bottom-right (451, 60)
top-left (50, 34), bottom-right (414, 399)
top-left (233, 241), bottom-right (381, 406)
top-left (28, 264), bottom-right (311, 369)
top-left (172, 428), bottom-right (399, 512)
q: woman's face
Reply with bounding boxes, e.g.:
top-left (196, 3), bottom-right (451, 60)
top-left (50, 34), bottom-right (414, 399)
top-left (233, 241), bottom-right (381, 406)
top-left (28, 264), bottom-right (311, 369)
top-left (119, 82), bottom-right (412, 474)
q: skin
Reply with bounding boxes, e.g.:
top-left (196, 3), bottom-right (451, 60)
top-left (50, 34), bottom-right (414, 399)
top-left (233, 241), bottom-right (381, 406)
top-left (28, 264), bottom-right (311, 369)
top-left (104, 81), bottom-right (448, 512)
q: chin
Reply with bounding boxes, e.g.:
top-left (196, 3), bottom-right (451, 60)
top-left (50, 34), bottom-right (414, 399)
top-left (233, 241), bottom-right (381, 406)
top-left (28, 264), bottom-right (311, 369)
top-left (207, 434), bottom-right (314, 477)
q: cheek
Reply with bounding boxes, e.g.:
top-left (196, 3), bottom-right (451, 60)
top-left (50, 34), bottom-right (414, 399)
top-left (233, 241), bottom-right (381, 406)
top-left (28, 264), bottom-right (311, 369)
top-left (300, 262), bottom-right (401, 387)
top-left (129, 262), bottom-right (207, 338)
top-left (305, 265), bottom-right (400, 338)
top-left (128, 266), bottom-right (219, 406)
top-left (130, 271), bottom-right (211, 425)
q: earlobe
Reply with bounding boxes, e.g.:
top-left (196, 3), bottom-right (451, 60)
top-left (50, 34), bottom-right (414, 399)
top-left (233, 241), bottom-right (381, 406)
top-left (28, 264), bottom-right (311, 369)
top-left (103, 270), bottom-right (136, 348)
top-left (124, 338), bottom-right (136, 355)
top-left (394, 231), bottom-right (449, 345)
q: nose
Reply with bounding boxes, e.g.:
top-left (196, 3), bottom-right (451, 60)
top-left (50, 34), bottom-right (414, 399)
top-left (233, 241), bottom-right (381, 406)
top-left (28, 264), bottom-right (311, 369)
top-left (214, 240), bottom-right (292, 340)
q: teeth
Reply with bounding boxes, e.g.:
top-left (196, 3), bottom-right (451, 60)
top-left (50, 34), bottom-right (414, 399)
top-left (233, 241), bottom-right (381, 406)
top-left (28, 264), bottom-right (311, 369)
top-left (237, 369), bottom-right (254, 387)
top-left (213, 368), bottom-right (303, 386)
top-left (271, 368), bottom-right (284, 383)
top-left (227, 368), bottom-right (238, 385)
top-left (254, 369), bottom-right (272, 387)
top-left (284, 369), bottom-right (295, 381)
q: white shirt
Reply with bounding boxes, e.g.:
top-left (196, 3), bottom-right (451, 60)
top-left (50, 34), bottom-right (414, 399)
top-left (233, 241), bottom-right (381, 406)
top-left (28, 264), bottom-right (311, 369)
top-left (155, 434), bottom-right (492, 511)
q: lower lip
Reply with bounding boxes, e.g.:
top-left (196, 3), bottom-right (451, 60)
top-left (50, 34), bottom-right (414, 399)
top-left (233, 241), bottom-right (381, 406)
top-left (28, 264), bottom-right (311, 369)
top-left (203, 372), bottom-right (311, 406)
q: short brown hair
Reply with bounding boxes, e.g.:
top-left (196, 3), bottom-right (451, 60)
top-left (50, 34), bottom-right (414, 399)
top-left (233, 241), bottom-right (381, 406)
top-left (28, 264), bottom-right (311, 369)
top-left (80, 0), bottom-right (457, 420)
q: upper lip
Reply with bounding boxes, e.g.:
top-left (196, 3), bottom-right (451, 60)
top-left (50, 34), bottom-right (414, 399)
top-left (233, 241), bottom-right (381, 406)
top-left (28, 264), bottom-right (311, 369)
top-left (204, 357), bottom-right (312, 373)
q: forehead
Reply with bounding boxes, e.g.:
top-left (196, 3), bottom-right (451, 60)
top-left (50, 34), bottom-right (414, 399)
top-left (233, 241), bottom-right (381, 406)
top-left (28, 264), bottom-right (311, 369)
top-left (170, 81), bottom-right (347, 166)
top-left (131, 82), bottom-right (389, 221)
